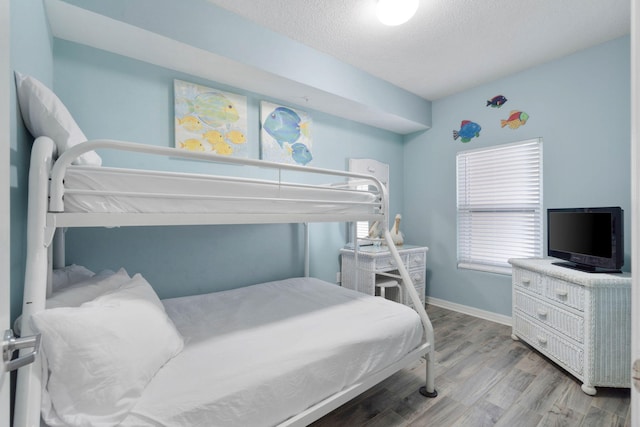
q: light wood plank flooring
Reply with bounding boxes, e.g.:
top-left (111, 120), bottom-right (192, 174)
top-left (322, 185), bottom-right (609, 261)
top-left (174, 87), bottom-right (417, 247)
top-left (311, 305), bottom-right (631, 426)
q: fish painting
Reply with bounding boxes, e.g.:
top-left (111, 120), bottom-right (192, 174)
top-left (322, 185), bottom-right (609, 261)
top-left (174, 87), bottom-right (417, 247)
top-left (260, 101), bottom-right (313, 166)
top-left (501, 111), bottom-right (529, 129)
top-left (263, 106), bottom-right (309, 147)
top-left (290, 143), bottom-right (313, 165)
top-left (179, 139), bottom-right (205, 151)
top-left (225, 130), bottom-right (246, 144)
top-left (174, 80), bottom-right (248, 158)
top-left (178, 116), bottom-right (203, 132)
top-left (212, 141), bottom-right (233, 155)
top-left (487, 95), bottom-right (507, 108)
top-left (185, 92), bottom-right (240, 128)
top-left (203, 130), bottom-right (224, 145)
top-left (453, 120), bottom-right (481, 143)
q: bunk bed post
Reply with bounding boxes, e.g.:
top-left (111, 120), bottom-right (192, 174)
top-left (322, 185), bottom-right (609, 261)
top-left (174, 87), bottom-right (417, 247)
top-left (383, 230), bottom-right (437, 398)
top-left (304, 223), bottom-right (309, 277)
top-left (14, 137), bottom-right (56, 427)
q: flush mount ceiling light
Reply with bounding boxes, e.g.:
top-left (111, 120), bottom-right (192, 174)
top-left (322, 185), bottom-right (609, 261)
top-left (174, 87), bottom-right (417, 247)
top-left (376, 0), bottom-right (419, 26)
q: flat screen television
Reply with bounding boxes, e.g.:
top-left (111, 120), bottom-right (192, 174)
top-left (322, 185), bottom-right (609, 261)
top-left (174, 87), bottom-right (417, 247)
top-left (547, 207), bottom-right (623, 273)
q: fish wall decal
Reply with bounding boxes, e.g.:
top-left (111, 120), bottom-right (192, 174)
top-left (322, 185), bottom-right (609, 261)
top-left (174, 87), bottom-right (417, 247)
top-left (453, 120), bottom-right (482, 143)
top-left (501, 111), bottom-right (529, 129)
top-left (487, 95), bottom-right (507, 108)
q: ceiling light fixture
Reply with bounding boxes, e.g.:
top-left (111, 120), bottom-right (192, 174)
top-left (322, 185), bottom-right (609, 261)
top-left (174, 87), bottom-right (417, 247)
top-left (376, 0), bottom-right (419, 26)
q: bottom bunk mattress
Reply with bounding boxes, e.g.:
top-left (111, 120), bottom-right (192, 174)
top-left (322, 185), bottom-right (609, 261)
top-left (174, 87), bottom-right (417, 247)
top-left (121, 277), bottom-right (424, 426)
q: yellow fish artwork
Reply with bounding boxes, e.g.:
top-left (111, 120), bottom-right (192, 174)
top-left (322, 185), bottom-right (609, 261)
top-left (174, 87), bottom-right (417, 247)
top-left (212, 141), bottom-right (233, 155)
top-left (178, 116), bottom-right (203, 132)
top-left (225, 130), bottom-right (246, 145)
top-left (179, 138), bottom-right (205, 151)
top-left (203, 130), bottom-right (224, 145)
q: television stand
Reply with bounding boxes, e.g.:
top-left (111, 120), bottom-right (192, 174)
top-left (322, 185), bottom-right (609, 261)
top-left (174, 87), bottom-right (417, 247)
top-left (509, 258), bottom-right (631, 395)
top-left (551, 261), bottom-right (622, 274)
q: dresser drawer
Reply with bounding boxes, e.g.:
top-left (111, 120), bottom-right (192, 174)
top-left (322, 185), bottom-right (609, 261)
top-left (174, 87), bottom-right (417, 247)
top-left (406, 251), bottom-right (426, 269)
top-left (513, 268), bottom-right (542, 294)
top-left (513, 313), bottom-right (584, 377)
top-left (514, 290), bottom-right (584, 343)
top-left (408, 268), bottom-right (425, 285)
top-left (374, 254), bottom-right (398, 271)
top-left (543, 276), bottom-right (585, 311)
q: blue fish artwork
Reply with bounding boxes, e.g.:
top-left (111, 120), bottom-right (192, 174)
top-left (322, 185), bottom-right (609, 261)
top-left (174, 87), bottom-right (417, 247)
top-left (487, 95), bottom-right (507, 108)
top-left (453, 120), bottom-right (481, 143)
top-left (263, 107), bottom-right (304, 147)
top-left (290, 143), bottom-right (313, 165)
top-left (260, 101), bottom-right (313, 166)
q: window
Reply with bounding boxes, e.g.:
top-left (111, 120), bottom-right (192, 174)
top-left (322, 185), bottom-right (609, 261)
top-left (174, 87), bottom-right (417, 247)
top-left (456, 139), bottom-right (543, 274)
top-left (348, 158), bottom-right (389, 242)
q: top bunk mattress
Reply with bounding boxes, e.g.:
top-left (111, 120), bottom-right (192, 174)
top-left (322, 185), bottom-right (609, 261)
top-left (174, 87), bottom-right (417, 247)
top-left (121, 277), bottom-right (423, 427)
top-left (60, 166), bottom-right (380, 216)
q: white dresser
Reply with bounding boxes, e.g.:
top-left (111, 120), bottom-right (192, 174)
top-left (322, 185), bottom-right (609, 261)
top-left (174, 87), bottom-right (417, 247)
top-left (509, 258), bottom-right (631, 395)
top-left (340, 245), bottom-right (428, 310)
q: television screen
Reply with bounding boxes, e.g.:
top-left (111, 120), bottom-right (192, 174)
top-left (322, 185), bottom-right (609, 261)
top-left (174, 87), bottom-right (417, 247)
top-left (547, 207), bottom-right (623, 273)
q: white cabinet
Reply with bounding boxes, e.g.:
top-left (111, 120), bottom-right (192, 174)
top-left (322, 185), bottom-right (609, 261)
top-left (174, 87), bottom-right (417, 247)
top-left (340, 245), bottom-right (428, 310)
top-left (509, 258), bottom-right (631, 395)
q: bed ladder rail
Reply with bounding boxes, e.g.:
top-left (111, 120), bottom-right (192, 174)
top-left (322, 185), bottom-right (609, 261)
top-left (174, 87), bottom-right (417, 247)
top-left (382, 230), bottom-right (437, 398)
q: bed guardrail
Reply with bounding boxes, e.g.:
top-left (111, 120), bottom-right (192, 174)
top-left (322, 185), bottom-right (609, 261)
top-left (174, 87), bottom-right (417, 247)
top-left (48, 139), bottom-right (389, 217)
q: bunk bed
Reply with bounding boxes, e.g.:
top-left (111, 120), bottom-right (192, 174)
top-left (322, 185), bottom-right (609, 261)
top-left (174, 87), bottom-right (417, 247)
top-left (14, 136), bottom-right (436, 427)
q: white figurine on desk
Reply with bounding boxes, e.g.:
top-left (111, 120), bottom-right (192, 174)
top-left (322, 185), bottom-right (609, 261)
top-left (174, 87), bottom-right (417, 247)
top-left (389, 214), bottom-right (404, 245)
top-left (368, 221), bottom-right (384, 239)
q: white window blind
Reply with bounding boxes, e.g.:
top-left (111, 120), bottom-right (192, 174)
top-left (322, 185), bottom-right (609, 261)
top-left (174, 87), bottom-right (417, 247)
top-left (356, 184), bottom-right (370, 238)
top-left (456, 139), bottom-right (543, 274)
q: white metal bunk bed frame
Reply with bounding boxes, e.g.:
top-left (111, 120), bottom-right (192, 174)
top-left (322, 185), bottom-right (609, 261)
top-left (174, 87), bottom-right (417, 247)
top-left (15, 136), bottom-right (436, 427)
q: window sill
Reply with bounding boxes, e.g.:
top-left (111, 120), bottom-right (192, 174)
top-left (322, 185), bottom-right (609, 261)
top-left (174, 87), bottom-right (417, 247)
top-left (457, 263), bottom-right (512, 276)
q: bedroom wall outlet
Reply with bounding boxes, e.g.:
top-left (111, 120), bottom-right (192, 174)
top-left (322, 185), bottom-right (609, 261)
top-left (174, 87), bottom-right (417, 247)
top-left (336, 272), bottom-right (341, 283)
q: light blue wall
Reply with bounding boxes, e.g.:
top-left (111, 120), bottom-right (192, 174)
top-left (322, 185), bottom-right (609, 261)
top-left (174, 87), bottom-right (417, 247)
top-left (403, 36), bottom-right (631, 316)
top-left (59, 0), bottom-right (431, 130)
top-left (54, 40), bottom-right (406, 299)
top-left (10, 0), bottom-right (53, 322)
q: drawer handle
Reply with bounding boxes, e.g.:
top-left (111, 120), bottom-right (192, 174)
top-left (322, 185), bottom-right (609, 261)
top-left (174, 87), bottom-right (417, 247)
top-left (555, 289), bottom-right (568, 297)
top-left (536, 309), bottom-right (548, 318)
top-left (537, 335), bottom-right (547, 345)
top-left (522, 278), bottom-right (531, 285)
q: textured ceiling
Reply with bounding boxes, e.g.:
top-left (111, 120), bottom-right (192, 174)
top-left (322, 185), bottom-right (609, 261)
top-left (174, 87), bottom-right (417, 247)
top-left (205, 0), bottom-right (630, 101)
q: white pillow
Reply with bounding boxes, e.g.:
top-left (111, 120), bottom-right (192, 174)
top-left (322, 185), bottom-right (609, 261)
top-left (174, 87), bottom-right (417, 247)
top-left (47, 268), bottom-right (130, 309)
top-left (14, 71), bottom-right (101, 166)
top-left (12, 268), bottom-right (127, 337)
top-left (32, 274), bottom-right (184, 427)
top-left (51, 264), bottom-right (95, 292)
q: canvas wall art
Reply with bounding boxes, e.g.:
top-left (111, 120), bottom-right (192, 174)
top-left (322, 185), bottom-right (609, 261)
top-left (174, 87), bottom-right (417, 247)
top-left (260, 101), bottom-right (313, 165)
top-left (174, 79), bottom-right (248, 157)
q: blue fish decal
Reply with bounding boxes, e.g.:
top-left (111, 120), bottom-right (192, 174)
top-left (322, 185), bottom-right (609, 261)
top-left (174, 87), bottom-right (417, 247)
top-left (263, 107), bottom-right (303, 147)
top-left (487, 95), bottom-right (507, 108)
top-left (453, 120), bottom-right (481, 143)
top-left (290, 143), bottom-right (313, 165)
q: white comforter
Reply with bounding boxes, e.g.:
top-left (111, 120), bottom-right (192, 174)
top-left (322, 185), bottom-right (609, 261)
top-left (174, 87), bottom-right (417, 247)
top-left (121, 277), bottom-right (423, 426)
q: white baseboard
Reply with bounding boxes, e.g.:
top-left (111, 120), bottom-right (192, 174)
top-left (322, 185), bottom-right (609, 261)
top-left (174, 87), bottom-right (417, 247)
top-left (426, 296), bottom-right (513, 326)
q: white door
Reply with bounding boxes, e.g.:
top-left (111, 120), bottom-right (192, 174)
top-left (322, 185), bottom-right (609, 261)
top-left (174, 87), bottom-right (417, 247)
top-left (0, 0), bottom-right (11, 425)
top-left (632, 0), bottom-right (640, 425)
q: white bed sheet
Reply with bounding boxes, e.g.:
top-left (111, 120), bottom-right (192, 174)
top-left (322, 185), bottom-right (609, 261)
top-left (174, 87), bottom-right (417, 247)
top-left (121, 277), bottom-right (423, 427)
top-left (62, 166), bottom-right (379, 215)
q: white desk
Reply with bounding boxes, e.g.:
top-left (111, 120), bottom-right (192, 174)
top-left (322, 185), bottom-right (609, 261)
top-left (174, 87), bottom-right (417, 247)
top-left (340, 245), bottom-right (428, 310)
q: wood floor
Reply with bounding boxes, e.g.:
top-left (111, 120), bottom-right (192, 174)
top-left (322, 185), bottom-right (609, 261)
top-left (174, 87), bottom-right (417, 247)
top-left (311, 305), bottom-right (631, 427)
